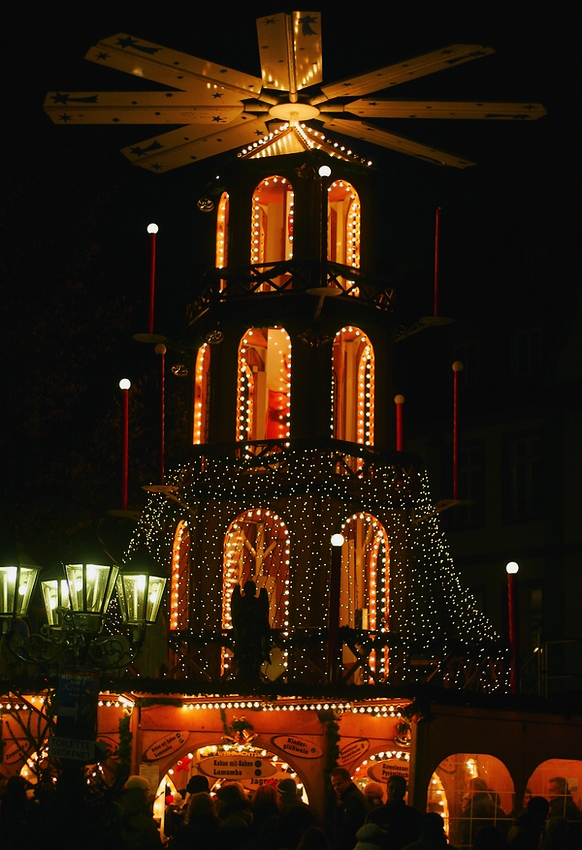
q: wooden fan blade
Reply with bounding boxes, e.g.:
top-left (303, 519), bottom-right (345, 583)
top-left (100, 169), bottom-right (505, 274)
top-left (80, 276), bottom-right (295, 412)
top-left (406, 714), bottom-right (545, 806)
top-left (85, 33), bottom-right (263, 98)
top-left (120, 116), bottom-right (270, 171)
top-left (320, 117), bottom-right (475, 168)
top-left (312, 44), bottom-right (494, 104)
top-left (256, 11), bottom-right (322, 94)
top-left (44, 92), bottom-right (244, 124)
top-left (340, 99), bottom-right (547, 120)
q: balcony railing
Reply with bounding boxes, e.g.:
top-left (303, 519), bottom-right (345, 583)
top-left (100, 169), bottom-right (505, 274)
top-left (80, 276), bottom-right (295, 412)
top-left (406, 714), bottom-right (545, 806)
top-left (187, 259), bottom-right (395, 324)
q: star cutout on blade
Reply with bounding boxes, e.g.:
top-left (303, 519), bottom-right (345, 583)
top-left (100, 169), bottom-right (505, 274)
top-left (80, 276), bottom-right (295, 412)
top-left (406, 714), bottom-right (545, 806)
top-left (58, 113), bottom-right (73, 122)
top-left (298, 15), bottom-right (318, 36)
top-left (213, 92), bottom-right (223, 98)
top-left (95, 52), bottom-right (109, 61)
top-left (212, 115), bottom-right (226, 122)
top-left (52, 93), bottom-right (70, 104)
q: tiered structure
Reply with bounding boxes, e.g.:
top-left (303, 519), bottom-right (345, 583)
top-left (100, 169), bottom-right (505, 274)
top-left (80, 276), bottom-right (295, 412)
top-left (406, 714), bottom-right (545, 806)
top-left (131, 148), bottom-right (505, 694)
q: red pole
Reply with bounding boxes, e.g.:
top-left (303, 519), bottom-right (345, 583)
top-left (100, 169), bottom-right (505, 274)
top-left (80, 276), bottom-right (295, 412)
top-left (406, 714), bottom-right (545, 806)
top-left (394, 395), bottom-right (405, 451)
top-left (119, 379), bottom-right (131, 510)
top-left (506, 562), bottom-right (520, 694)
top-left (147, 223), bottom-right (158, 334)
top-left (452, 361), bottom-right (463, 499)
top-left (433, 207), bottom-right (442, 317)
top-left (328, 535), bottom-right (344, 685)
top-left (155, 343), bottom-right (166, 484)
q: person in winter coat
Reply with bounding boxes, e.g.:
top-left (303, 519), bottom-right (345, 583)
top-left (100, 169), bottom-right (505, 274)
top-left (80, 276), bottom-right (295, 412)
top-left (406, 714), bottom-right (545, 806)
top-left (506, 796), bottom-right (549, 849)
top-left (215, 782), bottom-right (253, 849)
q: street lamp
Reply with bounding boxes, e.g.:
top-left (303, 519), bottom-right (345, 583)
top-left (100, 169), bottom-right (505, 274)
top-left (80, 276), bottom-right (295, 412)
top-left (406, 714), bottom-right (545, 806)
top-left (2, 544), bottom-right (167, 670)
top-left (0, 547), bottom-right (42, 633)
top-left (117, 548), bottom-right (168, 642)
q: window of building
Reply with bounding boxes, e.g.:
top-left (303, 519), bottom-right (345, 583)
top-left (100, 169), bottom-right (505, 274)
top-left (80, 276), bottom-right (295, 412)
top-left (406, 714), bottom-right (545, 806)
top-left (193, 343), bottom-right (210, 444)
top-left (237, 327), bottom-right (291, 442)
top-left (332, 327), bottom-right (374, 446)
top-left (525, 759), bottom-right (582, 822)
top-left (170, 520), bottom-right (190, 631)
top-left (222, 509), bottom-right (290, 678)
top-left (512, 327), bottom-right (542, 377)
top-left (251, 176), bottom-right (294, 290)
top-left (451, 440), bottom-right (486, 528)
top-left (503, 432), bottom-right (543, 521)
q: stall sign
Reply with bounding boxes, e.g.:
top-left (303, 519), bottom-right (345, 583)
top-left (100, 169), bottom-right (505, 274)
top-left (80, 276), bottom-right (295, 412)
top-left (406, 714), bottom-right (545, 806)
top-left (271, 736), bottom-right (323, 759)
top-left (198, 754), bottom-right (277, 780)
top-left (337, 738), bottom-right (369, 766)
top-left (143, 731), bottom-right (190, 762)
top-left (368, 758), bottom-right (409, 783)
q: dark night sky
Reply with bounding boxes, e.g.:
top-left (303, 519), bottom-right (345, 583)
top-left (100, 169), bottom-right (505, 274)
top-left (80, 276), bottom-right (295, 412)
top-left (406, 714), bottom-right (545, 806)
top-left (2, 1), bottom-right (580, 562)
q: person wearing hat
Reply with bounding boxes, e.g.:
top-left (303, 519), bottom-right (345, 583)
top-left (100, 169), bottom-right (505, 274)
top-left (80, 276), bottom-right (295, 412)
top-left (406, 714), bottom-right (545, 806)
top-left (355, 823), bottom-right (388, 850)
top-left (118, 775), bottom-right (163, 850)
top-left (275, 777), bottom-right (317, 849)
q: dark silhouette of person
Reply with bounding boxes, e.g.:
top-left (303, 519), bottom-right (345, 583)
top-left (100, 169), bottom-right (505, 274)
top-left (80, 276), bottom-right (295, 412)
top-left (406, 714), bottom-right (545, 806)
top-left (365, 774), bottom-right (423, 850)
top-left (331, 767), bottom-right (371, 850)
top-left (507, 796), bottom-right (549, 849)
top-left (231, 579), bottom-right (271, 684)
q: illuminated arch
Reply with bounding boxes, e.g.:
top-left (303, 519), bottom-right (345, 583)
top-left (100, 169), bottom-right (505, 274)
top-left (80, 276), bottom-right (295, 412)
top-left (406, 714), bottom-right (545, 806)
top-left (193, 343), bottom-right (210, 444)
top-left (222, 508), bottom-right (290, 677)
top-left (251, 176), bottom-right (294, 291)
top-left (237, 327), bottom-right (291, 442)
top-left (170, 520), bottom-right (191, 631)
top-left (332, 327), bottom-right (375, 446)
top-left (327, 179), bottom-right (361, 269)
top-left (525, 758), bottom-right (582, 820)
top-left (429, 754), bottom-right (514, 846)
top-left (215, 191), bottom-right (229, 270)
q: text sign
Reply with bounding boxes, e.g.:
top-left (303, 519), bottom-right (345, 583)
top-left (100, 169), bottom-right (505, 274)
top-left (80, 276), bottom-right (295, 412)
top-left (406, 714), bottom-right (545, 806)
top-left (48, 736), bottom-right (95, 762)
top-left (337, 738), bottom-right (369, 766)
top-left (271, 736), bottom-right (323, 759)
top-left (198, 755), bottom-right (277, 780)
top-left (368, 758), bottom-right (409, 783)
top-left (143, 731), bottom-right (190, 762)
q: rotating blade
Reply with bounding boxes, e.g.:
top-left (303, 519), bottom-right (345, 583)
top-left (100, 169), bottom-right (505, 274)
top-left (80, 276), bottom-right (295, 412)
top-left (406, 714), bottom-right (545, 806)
top-left (256, 11), bottom-right (322, 94)
top-left (85, 33), bottom-right (263, 98)
top-left (312, 44), bottom-right (494, 104)
top-left (121, 116), bottom-right (270, 171)
top-left (44, 91), bottom-right (244, 124)
top-left (341, 99), bottom-right (547, 120)
top-left (320, 117), bottom-right (475, 168)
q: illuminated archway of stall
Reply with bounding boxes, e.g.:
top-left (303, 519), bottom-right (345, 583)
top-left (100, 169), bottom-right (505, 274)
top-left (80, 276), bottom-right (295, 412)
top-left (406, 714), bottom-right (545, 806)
top-left (327, 179), bottom-right (361, 293)
top-left (338, 513), bottom-right (389, 681)
top-left (216, 191), bottom-right (229, 280)
top-left (222, 508), bottom-right (290, 679)
top-left (332, 327), bottom-right (375, 447)
top-left (154, 742), bottom-right (307, 842)
top-left (524, 758), bottom-right (582, 818)
top-left (236, 327), bottom-right (291, 443)
top-left (251, 175), bottom-right (294, 291)
top-left (428, 753), bottom-right (515, 844)
top-left (193, 343), bottom-right (210, 444)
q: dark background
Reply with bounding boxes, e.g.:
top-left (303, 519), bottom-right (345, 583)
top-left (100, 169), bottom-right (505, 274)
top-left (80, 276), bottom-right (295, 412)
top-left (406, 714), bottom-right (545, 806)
top-left (2, 1), bottom-right (580, 564)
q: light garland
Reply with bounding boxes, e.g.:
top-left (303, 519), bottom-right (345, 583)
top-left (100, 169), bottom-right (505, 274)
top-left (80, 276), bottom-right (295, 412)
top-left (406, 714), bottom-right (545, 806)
top-left (193, 344), bottom-right (210, 445)
top-left (129, 438), bottom-right (504, 693)
top-left (215, 191), bottom-right (229, 274)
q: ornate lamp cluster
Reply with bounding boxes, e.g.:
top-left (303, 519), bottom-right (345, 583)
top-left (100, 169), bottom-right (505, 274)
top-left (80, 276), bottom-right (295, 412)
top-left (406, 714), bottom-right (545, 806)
top-left (0, 546), bottom-right (168, 670)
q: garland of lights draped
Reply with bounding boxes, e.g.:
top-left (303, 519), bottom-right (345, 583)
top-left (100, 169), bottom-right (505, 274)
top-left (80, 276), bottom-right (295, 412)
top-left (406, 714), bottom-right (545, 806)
top-left (125, 440), bottom-right (507, 691)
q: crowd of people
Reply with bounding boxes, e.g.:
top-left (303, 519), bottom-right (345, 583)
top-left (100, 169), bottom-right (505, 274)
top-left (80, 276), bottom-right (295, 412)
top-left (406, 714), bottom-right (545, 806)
top-left (1, 767), bottom-right (581, 850)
